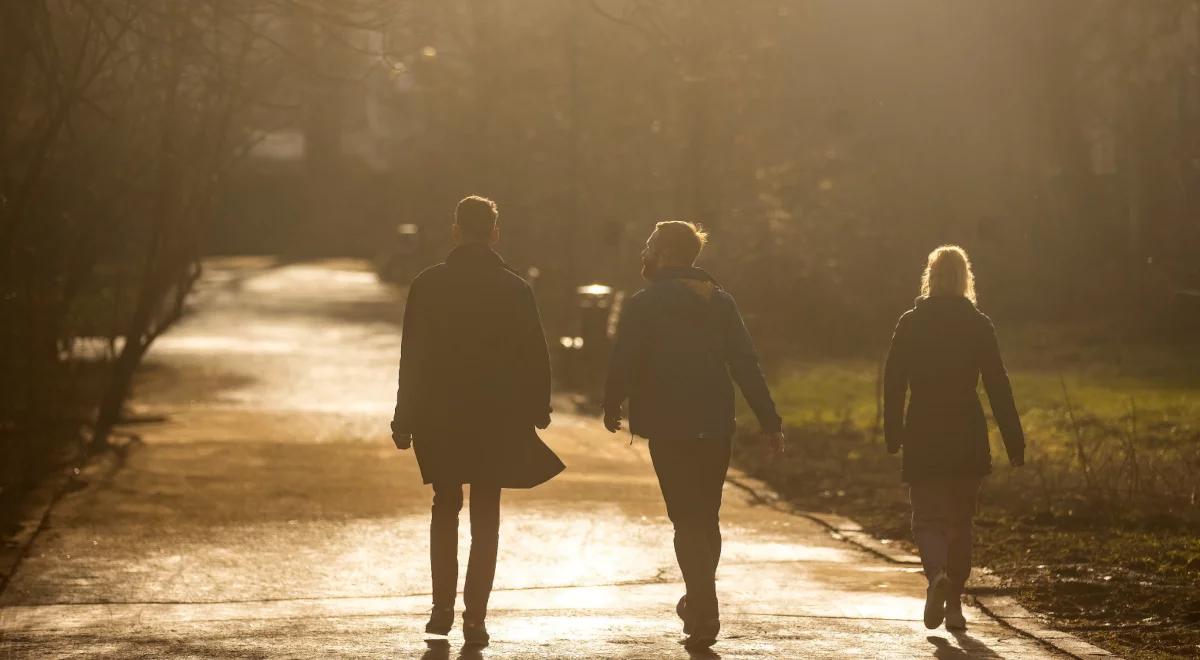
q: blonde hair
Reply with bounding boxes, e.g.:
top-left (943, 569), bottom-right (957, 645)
top-left (653, 220), bottom-right (709, 264)
top-left (920, 245), bottom-right (977, 303)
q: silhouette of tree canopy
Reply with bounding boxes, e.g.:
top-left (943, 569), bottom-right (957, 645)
top-left (1, 0), bottom-right (1198, 498)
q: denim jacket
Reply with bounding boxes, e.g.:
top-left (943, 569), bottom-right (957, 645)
top-left (603, 267), bottom-right (782, 440)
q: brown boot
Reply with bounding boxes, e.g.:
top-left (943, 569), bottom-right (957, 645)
top-left (425, 606), bottom-right (454, 635)
top-left (682, 616), bottom-right (720, 650)
top-left (463, 617), bottom-right (490, 648)
top-left (677, 595), bottom-right (690, 634)
top-left (945, 596), bottom-right (967, 631)
top-left (924, 571), bottom-right (949, 630)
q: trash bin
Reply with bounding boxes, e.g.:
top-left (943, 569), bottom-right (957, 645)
top-left (559, 283), bottom-right (618, 397)
top-left (378, 223), bottom-right (422, 283)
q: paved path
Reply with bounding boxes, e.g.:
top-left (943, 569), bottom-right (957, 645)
top-left (0, 259), bottom-right (1062, 659)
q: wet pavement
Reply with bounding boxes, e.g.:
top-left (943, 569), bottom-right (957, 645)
top-left (0, 258), bottom-right (1063, 658)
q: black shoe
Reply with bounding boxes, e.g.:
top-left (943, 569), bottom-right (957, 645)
top-left (924, 571), bottom-right (949, 630)
top-left (945, 599), bottom-right (967, 631)
top-left (677, 595), bottom-right (690, 635)
top-left (682, 617), bottom-right (720, 650)
top-left (425, 606), bottom-right (454, 635)
top-left (463, 619), bottom-right (490, 647)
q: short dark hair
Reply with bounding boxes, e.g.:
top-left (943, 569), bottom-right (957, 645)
top-left (455, 196), bottom-right (498, 240)
top-left (654, 220), bottom-right (708, 264)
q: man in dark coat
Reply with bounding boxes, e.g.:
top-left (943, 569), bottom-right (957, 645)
top-left (391, 196), bottom-right (563, 647)
top-left (602, 221), bottom-right (785, 650)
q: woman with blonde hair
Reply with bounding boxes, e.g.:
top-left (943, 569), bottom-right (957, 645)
top-left (883, 245), bottom-right (1025, 631)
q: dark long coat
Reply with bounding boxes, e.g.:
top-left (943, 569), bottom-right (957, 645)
top-left (883, 296), bottom-right (1025, 482)
top-left (391, 244), bottom-right (564, 488)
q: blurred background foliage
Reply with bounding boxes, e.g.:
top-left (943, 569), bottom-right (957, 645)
top-left (211, 0), bottom-right (1200, 353)
top-left (4, 0), bottom-right (1200, 516)
top-left (3, 0), bottom-right (1198, 508)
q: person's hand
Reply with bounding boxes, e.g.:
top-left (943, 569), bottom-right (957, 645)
top-left (603, 412), bottom-right (623, 433)
top-left (886, 442), bottom-right (901, 455)
top-left (763, 429), bottom-right (786, 458)
top-left (535, 413), bottom-right (551, 430)
top-left (1010, 455), bottom-right (1025, 468)
top-left (392, 431), bottom-right (412, 450)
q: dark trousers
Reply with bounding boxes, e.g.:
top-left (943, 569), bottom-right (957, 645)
top-left (430, 482), bottom-right (501, 621)
top-left (909, 477), bottom-right (980, 596)
top-left (648, 437), bottom-right (732, 622)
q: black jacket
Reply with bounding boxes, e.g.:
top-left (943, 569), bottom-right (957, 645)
top-left (884, 296), bottom-right (1025, 482)
top-left (603, 267), bottom-right (782, 440)
top-left (391, 244), bottom-right (564, 487)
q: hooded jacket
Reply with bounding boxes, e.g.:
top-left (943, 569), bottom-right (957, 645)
top-left (603, 266), bottom-right (782, 440)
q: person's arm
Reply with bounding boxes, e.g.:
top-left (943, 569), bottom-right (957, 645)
top-left (518, 284), bottom-right (553, 429)
top-left (882, 313), bottom-right (912, 454)
top-left (602, 294), bottom-right (642, 432)
top-left (723, 294), bottom-right (783, 434)
top-left (979, 316), bottom-right (1025, 466)
top-left (391, 279), bottom-right (426, 449)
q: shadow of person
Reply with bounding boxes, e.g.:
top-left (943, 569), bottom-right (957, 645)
top-left (686, 647), bottom-right (721, 660)
top-left (927, 634), bottom-right (1002, 659)
top-left (419, 639), bottom-right (450, 660)
top-left (950, 631), bottom-right (1003, 659)
top-left (415, 639), bottom-right (487, 660)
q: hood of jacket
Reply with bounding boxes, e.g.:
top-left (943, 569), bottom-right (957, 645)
top-left (650, 265), bottom-right (720, 301)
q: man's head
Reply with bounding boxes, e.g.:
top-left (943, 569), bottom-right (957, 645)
top-left (453, 195), bottom-right (499, 245)
top-left (641, 220), bottom-right (708, 279)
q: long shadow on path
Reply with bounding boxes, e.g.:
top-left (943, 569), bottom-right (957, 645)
top-left (417, 638), bottom-right (486, 660)
top-left (928, 632), bottom-right (1005, 659)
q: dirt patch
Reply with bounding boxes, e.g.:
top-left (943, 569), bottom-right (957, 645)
top-left (733, 428), bottom-right (1200, 660)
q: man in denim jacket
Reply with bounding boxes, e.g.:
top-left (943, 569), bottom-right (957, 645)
top-left (603, 221), bottom-right (785, 650)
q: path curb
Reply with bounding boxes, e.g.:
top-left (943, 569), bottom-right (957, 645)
top-left (725, 471), bottom-right (1123, 660)
top-left (0, 439), bottom-right (132, 598)
top-left (969, 595), bottom-right (1120, 659)
top-left (0, 469), bottom-right (73, 595)
top-left (725, 473), bottom-right (921, 564)
top-left (799, 510), bottom-right (923, 565)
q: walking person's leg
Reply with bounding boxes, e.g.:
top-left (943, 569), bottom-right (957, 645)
top-left (688, 437), bottom-right (732, 616)
top-left (699, 437), bottom-right (733, 574)
top-left (910, 479), bottom-right (953, 629)
top-left (462, 484), bottom-right (501, 645)
top-left (650, 438), bottom-right (721, 646)
top-left (428, 482), bottom-right (464, 634)
top-left (679, 437), bottom-right (733, 647)
top-left (943, 478), bottom-right (981, 630)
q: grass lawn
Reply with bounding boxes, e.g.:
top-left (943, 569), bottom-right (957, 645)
top-left (734, 325), bottom-right (1200, 659)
